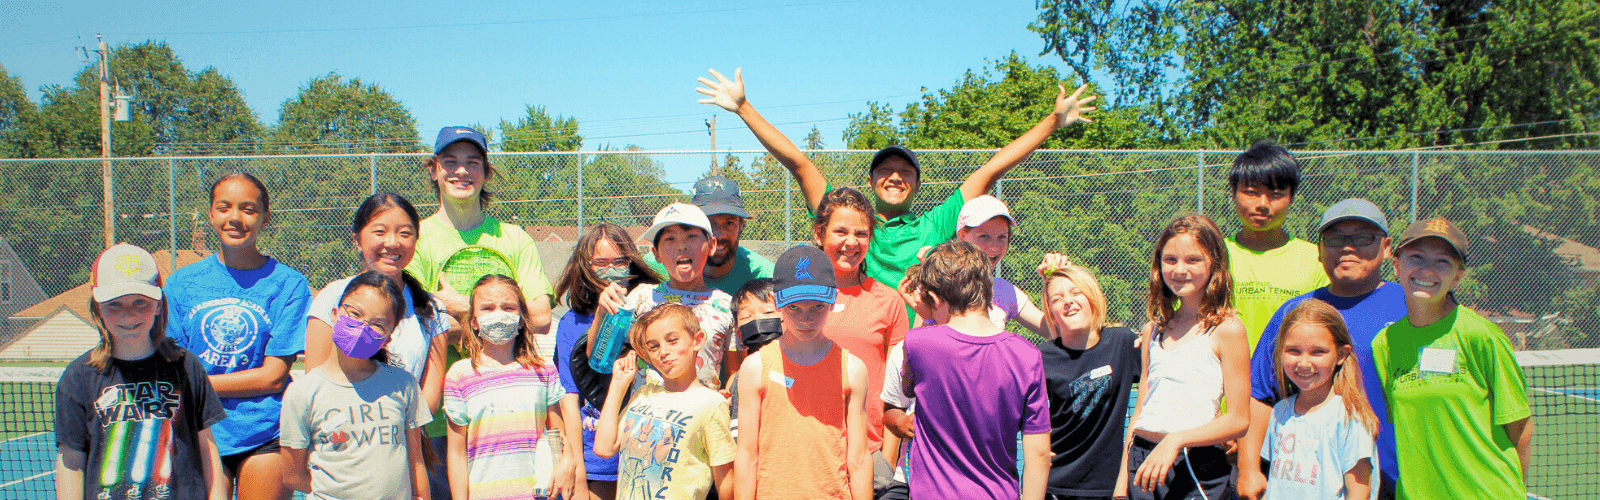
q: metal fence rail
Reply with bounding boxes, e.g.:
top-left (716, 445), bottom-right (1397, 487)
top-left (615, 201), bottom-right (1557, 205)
top-left (2, 149), bottom-right (1597, 351)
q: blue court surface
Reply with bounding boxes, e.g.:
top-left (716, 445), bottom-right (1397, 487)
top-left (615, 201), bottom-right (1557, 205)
top-left (0, 432), bottom-right (54, 499)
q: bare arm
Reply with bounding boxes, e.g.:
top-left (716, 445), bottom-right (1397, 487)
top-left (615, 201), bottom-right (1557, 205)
top-left (208, 355), bottom-right (294, 398)
top-left (1013, 291), bottom-right (1050, 338)
top-left (526, 294), bottom-right (553, 337)
top-left (1020, 432), bottom-right (1051, 500)
top-left (1135, 319), bottom-right (1252, 492)
top-left (1119, 323), bottom-right (1155, 497)
top-left (735, 354), bottom-right (764, 500)
top-left (844, 354), bottom-right (872, 500)
top-left (560, 393), bottom-right (588, 494)
top-left (592, 352), bottom-right (640, 458)
top-left (957, 84), bottom-right (1097, 201)
top-left (198, 428), bottom-right (227, 500)
top-left (547, 402), bottom-right (574, 500)
top-left (1237, 398), bottom-right (1274, 500)
top-left (55, 447), bottom-right (85, 500)
top-left (712, 462), bottom-right (735, 500)
top-left (421, 335), bottom-right (448, 414)
top-left (448, 421), bottom-right (469, 500)
top-left (280, 447), bottom-right (312, 493)
top-left (305, 316), bottom-right (332, 369)
top-left (408, 428), bottom-right (429, 500)
top-left (699, 68), bottom-right (828, 213)
top-left (1344, 458), bottom-right (1374, 500)
top-left (1504, 417), bottom-right (1534, 483)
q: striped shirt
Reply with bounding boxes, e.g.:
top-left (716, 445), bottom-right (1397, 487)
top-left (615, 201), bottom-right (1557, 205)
top-left (443, 358), bottom-right (564, 500)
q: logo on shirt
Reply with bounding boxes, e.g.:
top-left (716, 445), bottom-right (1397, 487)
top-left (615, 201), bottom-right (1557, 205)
top-left (190, 297), bottom-right (270, 369)
top-left (95, 381), bottom-right (180, 424)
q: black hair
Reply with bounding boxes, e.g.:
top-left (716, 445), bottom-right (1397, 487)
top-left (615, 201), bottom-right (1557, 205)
top-left (350, 192), bottom-right (438, 333)
top-left (730, 278), bottom-right (776, 321)
top-left (339, 270), bottom-right (408, 364)
top-left (209, 172), bottom-right (271, 217)
top-left (1228, 140), bottom-right (1302, 196)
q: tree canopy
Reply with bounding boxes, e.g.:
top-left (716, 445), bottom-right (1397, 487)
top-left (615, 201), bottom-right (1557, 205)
top-left (268, 72), bottom-right (421, 154)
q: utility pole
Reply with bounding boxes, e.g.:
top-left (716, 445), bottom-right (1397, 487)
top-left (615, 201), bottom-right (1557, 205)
top-left (98, 35), bottom-right (114, 248)
top-left (706, 116), bottom-right (717, 175)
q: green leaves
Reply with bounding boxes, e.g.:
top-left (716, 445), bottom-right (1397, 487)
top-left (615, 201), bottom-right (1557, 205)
top-left (268, 72), bottom-right (421, 153)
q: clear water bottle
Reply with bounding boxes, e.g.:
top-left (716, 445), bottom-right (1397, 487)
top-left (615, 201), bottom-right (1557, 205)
top-left (588, 307), bottom-right (634, 374)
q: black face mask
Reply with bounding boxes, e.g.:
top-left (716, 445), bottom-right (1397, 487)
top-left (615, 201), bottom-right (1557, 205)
top-left (739, 317), bottom-right (783, 351)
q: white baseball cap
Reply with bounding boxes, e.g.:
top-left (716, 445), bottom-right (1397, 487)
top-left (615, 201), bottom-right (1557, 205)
top-left (90, 243), bottom-right (163, 302)
top-left (641, 203), bottom-right (714, 246)
top-left (957, 195), bottom-right (1016, 229)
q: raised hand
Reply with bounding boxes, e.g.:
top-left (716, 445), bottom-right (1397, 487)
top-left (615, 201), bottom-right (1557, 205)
top-left (612, 351), bottom-right (640, 385)
top-left (1054, 83), bottom-right (1099, 128)
top-left (697, 68), bottom-right (745, 113)
top-left (1035, 253), bottom-right (1075, 278)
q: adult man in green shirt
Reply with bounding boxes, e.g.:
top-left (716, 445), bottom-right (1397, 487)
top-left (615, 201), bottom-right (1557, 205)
top-left (643, 175), bottom-right (774, 295)
top-left (696, 68), bottom-right (1098, 289)
top-left (1224, 140), bottom-right (1329, 350)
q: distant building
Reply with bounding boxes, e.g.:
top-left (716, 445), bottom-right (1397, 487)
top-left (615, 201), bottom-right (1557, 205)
top-left (0, 237), bottom-right (49, 343)
top-left (1, 249), bottom-right (209, 361)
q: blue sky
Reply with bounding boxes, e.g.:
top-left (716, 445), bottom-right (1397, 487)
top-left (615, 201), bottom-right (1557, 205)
top-left (2, 0), bottom-right (1080, 184)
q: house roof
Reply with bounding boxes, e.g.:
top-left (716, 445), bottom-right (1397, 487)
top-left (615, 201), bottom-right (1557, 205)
top-left (11, 249), bottom-right (211, 321)
top-left (1521, 225), bottom-right (1600, 272)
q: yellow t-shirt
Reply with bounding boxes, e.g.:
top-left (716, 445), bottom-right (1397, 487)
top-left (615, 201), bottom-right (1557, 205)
top-left (1225, 236), bottom-right (1328, 350)
top-left (616, 383), bottom-right (736, 500)
top-left (407, 214), bottom-right (554, 306)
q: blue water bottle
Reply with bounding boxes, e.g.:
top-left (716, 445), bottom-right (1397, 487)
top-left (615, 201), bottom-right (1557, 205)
top-left (588, 306), bottom-right (634, 373)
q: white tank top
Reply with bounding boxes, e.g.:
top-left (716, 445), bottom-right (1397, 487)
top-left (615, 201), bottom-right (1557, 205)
top-left (1134, 325), bottom-right (1224, 435)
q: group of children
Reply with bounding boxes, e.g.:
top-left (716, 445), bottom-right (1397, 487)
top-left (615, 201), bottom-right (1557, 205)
top-left (52, 71), bottom-right (1533, 500)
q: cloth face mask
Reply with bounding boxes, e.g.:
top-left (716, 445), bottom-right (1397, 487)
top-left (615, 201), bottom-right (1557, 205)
top-left (477, 310), bottom-right (522, 345)
top-left (332, 313), bottom-right (387, 359)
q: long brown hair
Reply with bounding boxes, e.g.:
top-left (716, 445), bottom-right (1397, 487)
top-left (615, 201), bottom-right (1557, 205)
top-left (1272, 299), bottom-right (1380, 438)
top-left (811, 187), bottom-right (878, 241)
top-left (553, 223), bottom-right (662, 316)
top-left (460, 274), bottom-right (546, 371)
top-left (87, 296), bottom-right (181, 373)
top-left (1146, 213), bottom-right (1234, 331)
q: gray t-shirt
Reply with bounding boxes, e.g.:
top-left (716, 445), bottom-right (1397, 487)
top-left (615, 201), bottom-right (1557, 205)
top-left (281, 364), bottom-right (431, 500)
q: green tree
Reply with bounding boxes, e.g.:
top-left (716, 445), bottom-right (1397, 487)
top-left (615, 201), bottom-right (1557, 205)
top-left (269, 72), bottom-right (421, 153)
top-left (842, 101), bottom-right (900, 149)
top-left (0, 63), bottom-right (42, 157)
top-left (499, 105), bottom-right (582, 152)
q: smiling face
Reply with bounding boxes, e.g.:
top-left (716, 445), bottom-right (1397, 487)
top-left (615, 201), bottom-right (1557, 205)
top-left (815, 206), bottom-right (872, 278)
top-left (654, 224), bottom-right (713, 286)
top-left (957, 216), bottom-right (1012, 264)
top-left (1045, 276), bottom-right (1094, 336)
top-left (1318, 220), bottom-right (1392, 293)
top-left (1395, 238), bottom-right (1464, 305)
top-left (780, 300), bottom-right (830, 341)
top-left (1279, 322), bottom-right (1347, 394)
top-left (706, 214), bottom-right (745, 268)
top-left (98, 294), bottom-right (159, 343)
top-left (209, 177), bottom-right (268, 251)
top-left (431, 141), bottom-right (487, 203)
top-left (638, 314), bottom-right (703, 382)
top-left (352, 207), bottom-right (418, 279)
top-left (1233, 182), bottom-right (1293, 233)
top-left (337, 286), bottom-right (397, 345)
top-left (1160, 233), bottom-right (1214, 299)
top-left (869, 156), bottom-right (919, 208)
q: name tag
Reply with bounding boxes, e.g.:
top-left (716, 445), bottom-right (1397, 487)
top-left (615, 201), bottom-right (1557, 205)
top-left (769, 370), bottom-right (795, 388)
top-left (833, 302), bottom-right (847, 312)
top-left (1090, 365), bottom-right (1113, 380)
top-left (1420, 348), bottom-right (1458, 375)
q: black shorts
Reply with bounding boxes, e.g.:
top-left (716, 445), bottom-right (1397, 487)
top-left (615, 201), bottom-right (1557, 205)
top-left (220, 437), bottom-right (281, 479)
top-left (1127, 436), bottom-right (1231, 500)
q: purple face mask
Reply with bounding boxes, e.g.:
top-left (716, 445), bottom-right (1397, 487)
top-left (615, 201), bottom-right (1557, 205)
top-left (332, 313), bottom-right (387, 360)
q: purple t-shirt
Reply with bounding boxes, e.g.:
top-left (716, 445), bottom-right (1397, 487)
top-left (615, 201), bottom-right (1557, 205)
top-left (906, 325), bottom-right (1050, 498)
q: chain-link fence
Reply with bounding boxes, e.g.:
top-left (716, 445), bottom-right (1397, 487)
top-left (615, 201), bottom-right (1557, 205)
top-left (2, 149), bottom-right (1597, 353)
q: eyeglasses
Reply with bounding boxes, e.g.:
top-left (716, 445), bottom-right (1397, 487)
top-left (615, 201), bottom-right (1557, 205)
top-left (590, 257), bottom-right (631, 268)
top-left (1321, 234), bottom-right (1379, 248)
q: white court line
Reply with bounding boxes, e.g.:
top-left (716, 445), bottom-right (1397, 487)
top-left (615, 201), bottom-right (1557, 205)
top-left (0, 431), bottom-right (45, 445)
top-left (1533, 387), bottom-right (1600, 404)
top-left (0, 470), bottom-right (53, 489)
top-left (1527, 493), bottom-right (1553, 500)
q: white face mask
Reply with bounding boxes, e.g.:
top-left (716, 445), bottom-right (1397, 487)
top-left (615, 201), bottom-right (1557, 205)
top-left (477, 310), bottom-right (522, 345)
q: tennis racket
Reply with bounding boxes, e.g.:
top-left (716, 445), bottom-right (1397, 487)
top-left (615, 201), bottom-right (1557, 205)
top-left (438, 245), bottom-right (515, 294)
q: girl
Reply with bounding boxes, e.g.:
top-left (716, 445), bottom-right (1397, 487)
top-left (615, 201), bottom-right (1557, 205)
top-left (1033, 254), bottom-right (1141, 498)
top-left (165, 172), bottom-right (309, 500)
top-left (811, 187), bottom-right (907, 470)
top-left (444, 274), bottom-right (572, 500)
top-left (55, 244), bottom-right (227, 500)
top-left (281, 271), bottom-right (431, 499)
top-left (1125, 214), bottom-right (1250, 500)
top-left (953, 194), bottom-right (1049, 337)
top-left (1265, 299), bottom-right (1379, 500)
top-left (1371, 218), bottom-right (1531, 499)
top-left (552, 223), bottom-right (663, 500)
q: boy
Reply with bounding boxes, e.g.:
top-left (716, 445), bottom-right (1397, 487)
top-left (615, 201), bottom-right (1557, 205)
top-left (899, 240), bottom-right (1051, 499)
top-left (594, 304), bottom-right (736, 500)
top-left (1226, 140), bottom-right (1329, 350)
top-left (953, 194), bottom-right (1049, 336)
top-left (587, 202), bottom-right (736, 388)
top-left (728, 278), bottom-right (780, 440)
top-left (735, 246), bottom-right (872, 500)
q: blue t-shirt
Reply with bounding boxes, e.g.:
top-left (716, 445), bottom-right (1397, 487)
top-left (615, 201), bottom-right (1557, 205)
top-left (1264, 394), bottom-right (1379, 500)
top-left (165, 254), bottom-right (310, 455)
top-left (554, 309), bottom-right (620, 480)
top-left (1250, 283), bottom-right (1404, 486)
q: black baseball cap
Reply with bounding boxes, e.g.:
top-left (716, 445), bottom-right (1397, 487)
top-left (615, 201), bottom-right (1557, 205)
top-left (868, 145), bottom-right (921, 177)
top-left (773, 245), bottom-right (836, 307)
top-left (691, 175), bottom-right (750, 218)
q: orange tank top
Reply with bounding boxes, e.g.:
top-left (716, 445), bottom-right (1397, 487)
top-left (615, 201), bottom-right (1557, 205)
top-left (756, 342), bottom-right (849, 499)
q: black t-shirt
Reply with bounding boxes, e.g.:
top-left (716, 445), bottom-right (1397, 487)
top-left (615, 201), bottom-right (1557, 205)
top-left (1036, 326), bottom-right (1140, 497)
top-left (55, 346), bottom-right (226, 500)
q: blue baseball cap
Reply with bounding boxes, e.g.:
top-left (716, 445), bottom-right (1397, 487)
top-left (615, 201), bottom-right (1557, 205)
top-left (434, 126), bottom-right (489, 155)
top-left (773, 245), bottom-right (836, 307)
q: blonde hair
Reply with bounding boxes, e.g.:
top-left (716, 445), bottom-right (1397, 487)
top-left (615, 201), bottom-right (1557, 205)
top-left (627, 303), bottom-right (702, 370)
top-left (1042, 264), bottom-right (1108, 335)
top-left (459, 274), bottom-right (545, 371)
top-left (1273, 299), bottom-right (1380, 438)
top-left (87, 297), bottom-right (182, 373)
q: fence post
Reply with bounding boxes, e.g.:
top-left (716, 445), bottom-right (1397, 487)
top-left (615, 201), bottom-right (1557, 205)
top-left (1196, 151), bottom-right (1205, 214)
top-left (577, 154), bottom-right (585, 229)
top-left (369, 154), bottom-right (377, 195)
top-left (1410, 151), bottom-right (1420, 223)
top-left (995, 178), bottom-right (1004, 200)
top-left (168, 158), bottom-right (177, 270)
top-left (784, 172), bottom-right (793, 247)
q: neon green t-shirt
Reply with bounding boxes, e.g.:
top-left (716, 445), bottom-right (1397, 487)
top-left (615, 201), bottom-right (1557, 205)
top-left (1225, 236), bottom-right (1328, 350)
top-left (407, 214), bottom-right (555, 306)
top-left (813, 183), bottom-right (965, 292)
top-left (1372, 305), bottom-right (1530, 500)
